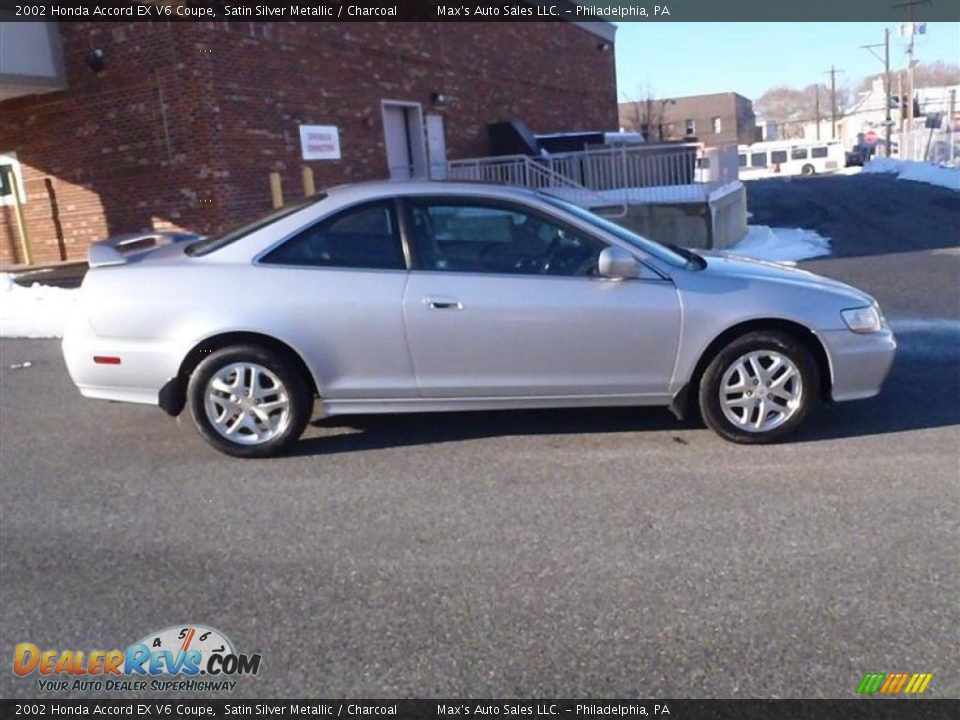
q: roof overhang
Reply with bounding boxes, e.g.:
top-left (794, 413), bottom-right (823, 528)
top-left (0, 18), bottom-right (66, 102)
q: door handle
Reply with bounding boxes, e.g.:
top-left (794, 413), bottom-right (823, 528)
top-left (424, 296), bottom-right (463, 310)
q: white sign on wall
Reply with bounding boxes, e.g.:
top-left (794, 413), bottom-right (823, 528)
top-left (299, 125), bottom-right (341, 160)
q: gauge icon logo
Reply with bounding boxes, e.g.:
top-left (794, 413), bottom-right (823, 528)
top-left (127, 624), bottom-right (259, 677)
top-left (136, 624), bottom-right (235, 665)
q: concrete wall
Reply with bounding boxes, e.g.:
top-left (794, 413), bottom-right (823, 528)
top-left (709, 185), bottom-right (748, 250)
top-left (610, 185), bottom-right (747, 251)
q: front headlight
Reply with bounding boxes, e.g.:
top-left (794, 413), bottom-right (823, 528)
top-left (842, 306), bottom-right (882, 334)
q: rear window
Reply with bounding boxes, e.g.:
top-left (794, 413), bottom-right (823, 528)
top-left (185, 195), bottom-right (328, 257)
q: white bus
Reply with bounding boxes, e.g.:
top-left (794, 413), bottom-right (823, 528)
top-left (737, 139), bottom-right (844, 179)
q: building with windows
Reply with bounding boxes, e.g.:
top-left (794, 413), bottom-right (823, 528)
top-left (618, 92), bottom-right (756, 146)
top-left (0, 18), bottom-right (617, 266)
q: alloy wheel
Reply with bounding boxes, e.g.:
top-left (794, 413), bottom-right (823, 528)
top-left (203, 362), bottom-right (292, 445)
top-left (719, 350), bottom-right (804, 433)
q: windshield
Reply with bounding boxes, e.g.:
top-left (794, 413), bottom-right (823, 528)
top-left (536, 193), bottom-right (692, 268)
top-left (185, 194), bottom-right (328, 257)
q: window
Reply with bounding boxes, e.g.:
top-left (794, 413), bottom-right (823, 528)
top-left (537, 194), bottom-right (690, 269)
top-left (811, 146), bottom-right (828, 158)
top-left (408, 200), bottom-right (606, 277)
top-left (791, 147), bottom-right (808, 160)
top-left (262, 201), bottom-right (405, 270)
top-left (0, 153), bottom-right (26, 206)
top-left (771, 150), bottom-right (788, 164)
top-left (738, 154), bottom-right (747, 168)
top-left (685, 118), bottom-right (696, 135)
top-left (711, 117), bottom-right (722, 134)
top-left (751, 152), bottom-right (767, 168)
top-left (187, 195), bottom-right (327, 256)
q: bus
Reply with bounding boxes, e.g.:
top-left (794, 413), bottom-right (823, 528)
top-left (736, 139), bottom-right (844, 179)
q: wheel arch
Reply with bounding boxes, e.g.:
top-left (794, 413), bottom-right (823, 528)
top-left (670, 318), bottom-right (832, 420)
top-left (158, 331), bottom-right (320, 416)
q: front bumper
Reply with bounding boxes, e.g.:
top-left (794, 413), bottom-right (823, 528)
top-left (820, 327), bottom-right (897, 402)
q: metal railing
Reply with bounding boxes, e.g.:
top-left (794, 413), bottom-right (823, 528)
top-left (446, 154), bottom-right (615, 209)
top-left (447, 143), bottom-right (741, 208)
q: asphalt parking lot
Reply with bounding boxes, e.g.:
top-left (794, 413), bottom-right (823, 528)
top-left (1, 173), bottom-right (958, 699)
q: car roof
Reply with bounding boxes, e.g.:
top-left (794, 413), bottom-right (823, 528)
top-left (322, 179), bottom-right (542, 203)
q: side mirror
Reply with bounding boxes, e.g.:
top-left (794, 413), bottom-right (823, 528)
top-left (598, 246), bottom-right (641, 279)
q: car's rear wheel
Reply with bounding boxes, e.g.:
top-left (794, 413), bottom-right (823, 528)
top-left (801, 163), bottom-right (816, 176)
top-left (187, 345), bottom-right (311, 457)
top-left (698, 331), bottom-right (819, 444)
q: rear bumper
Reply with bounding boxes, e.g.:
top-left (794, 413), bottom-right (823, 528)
top-left (62, 319), bottom-right (182, 408)
top-left (820, 327), bottom-right (897, 402)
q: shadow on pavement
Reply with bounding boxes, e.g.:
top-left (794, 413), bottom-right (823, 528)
top-left (291, 327), bottom-right (958, 456)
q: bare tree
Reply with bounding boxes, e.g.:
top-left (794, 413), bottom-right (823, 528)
top-left (858, 60), bottom-right (960, 91)
top-left (618, 85), bottom-right (672, 141)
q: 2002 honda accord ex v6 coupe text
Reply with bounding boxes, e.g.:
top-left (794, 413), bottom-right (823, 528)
top-left (63, 182), bottom-right (896, 457)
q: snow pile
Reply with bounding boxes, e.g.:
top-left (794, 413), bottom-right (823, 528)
top-left (0, 273), bottom-right (79, 338)
top-left (862, 158), bottom-right (960, 191)
top-left (724, 226), bottom-right (831, 263)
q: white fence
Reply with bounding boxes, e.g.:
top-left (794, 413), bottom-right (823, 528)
top-left (447, 144), bottom-right (741, 208)
top-left (896, 124), bottom-right (958, 166)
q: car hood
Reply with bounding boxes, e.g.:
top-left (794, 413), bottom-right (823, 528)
top-left (698, 252), bottom-right (874, 303)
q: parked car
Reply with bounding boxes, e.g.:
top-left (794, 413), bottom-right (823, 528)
top-left (62, 182), bottom-right (896, 457)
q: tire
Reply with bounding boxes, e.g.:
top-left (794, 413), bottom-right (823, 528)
top-left (698, 331), bottom-right (819, 444)
top-left (801, 164), bottom-right (815, 176)
top-left (187, 344), bottom-right (312, 458)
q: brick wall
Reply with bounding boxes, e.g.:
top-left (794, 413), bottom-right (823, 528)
top-left (618, 93), bottom-right (757, 146)
top-left (0, 20), bottom-right (616, 266)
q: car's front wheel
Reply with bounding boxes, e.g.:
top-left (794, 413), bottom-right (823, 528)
top-left (187, 345), bottom-right (312, 457)
top-left (698, 331), bottom-right (819, 444)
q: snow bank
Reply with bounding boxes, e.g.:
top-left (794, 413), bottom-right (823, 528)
top-left (0, 273), bottom-right (79, 338)
top-left (724, 226), bottom-right (831, 263)
top-left (862, 158), bottom-right (960, 191)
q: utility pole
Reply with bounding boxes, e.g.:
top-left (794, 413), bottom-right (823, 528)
top-left (815, 86), bottom-right (821, 140)
top-left (823, 65), bottom-right (844, 140)
top-left (861, 28), bottom-right (893, 157)
top-left (950, 88), bottom-right (956, 165)
top-left (893, 0), bottom-right (931, 128)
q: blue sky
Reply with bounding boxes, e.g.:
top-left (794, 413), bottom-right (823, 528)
top-left (615, 22), bottom-right (960, 101)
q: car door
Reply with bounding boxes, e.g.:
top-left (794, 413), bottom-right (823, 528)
top-left (400, 196), bottom-right (681, 399)
top-left (257, 199), bottom-right (416, 399)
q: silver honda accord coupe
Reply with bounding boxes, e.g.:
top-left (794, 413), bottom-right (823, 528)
top-left (62, 181), bottom-right (896, 457)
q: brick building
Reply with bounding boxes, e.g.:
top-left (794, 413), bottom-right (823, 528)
top-left (0, 18), bottom-right (617, 266)
top-left (619, 92), bottom-right (756, 146)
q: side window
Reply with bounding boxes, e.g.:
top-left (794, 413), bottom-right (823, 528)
top-left (751, 152), bottom-right (767, 168)
top-left (811, 146), bottom-right (828, 158)
top-left (408, 201), bottom-right (606, 277)
top-left (262, 201), bottom-right (404, 269)
top-left (791, 147), bottom-right (808, 160)
top-left (770, 150), bottom-right (788, 164)
top-left (738, 154), bottom-right (747, 167)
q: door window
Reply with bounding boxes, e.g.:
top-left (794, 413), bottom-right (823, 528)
top-left (408, 200), bottom-right (606, 277)
top-left (262, 201), bottom-right (405, 269)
